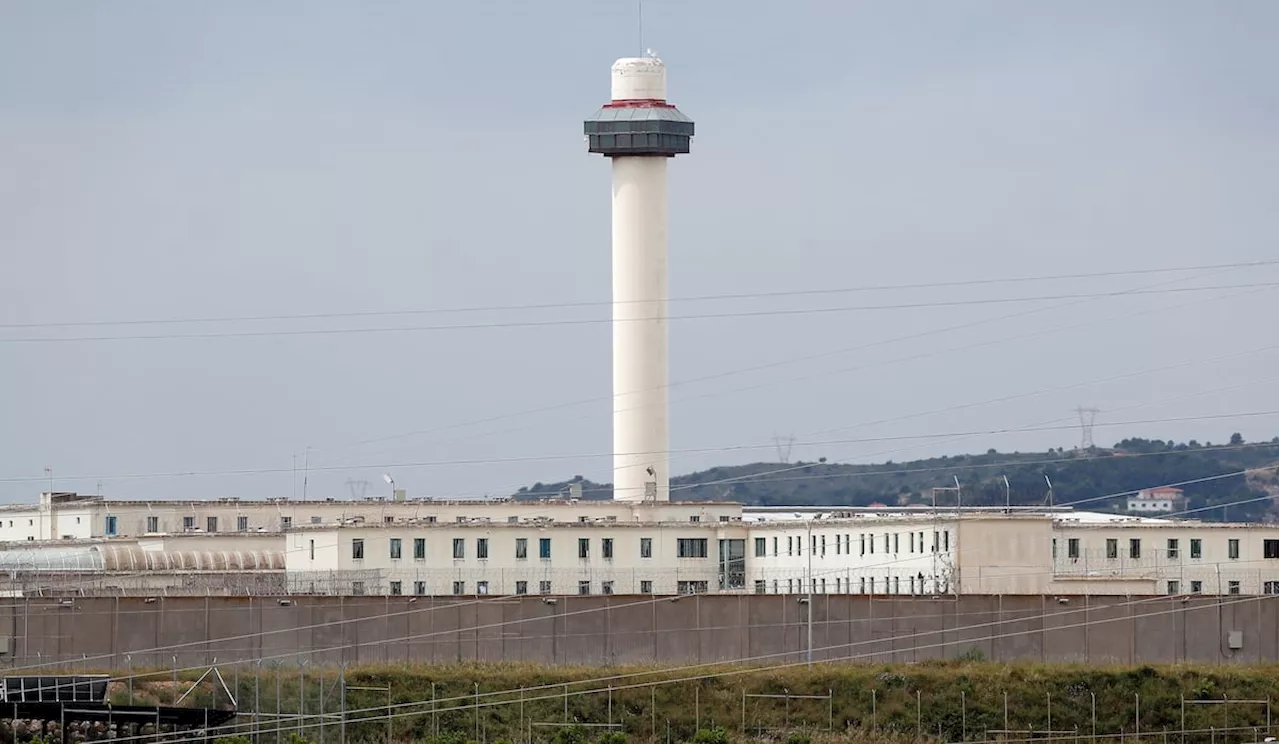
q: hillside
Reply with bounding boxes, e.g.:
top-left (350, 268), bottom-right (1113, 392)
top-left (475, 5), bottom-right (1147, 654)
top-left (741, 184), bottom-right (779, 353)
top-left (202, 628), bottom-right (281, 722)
top-left (511, 436), bottom-right (1279, 522)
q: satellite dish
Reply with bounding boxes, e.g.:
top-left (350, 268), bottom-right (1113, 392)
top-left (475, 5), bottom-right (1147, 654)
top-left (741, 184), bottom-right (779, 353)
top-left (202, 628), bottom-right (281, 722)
top-left (382, 473), bottom-right (394, 485)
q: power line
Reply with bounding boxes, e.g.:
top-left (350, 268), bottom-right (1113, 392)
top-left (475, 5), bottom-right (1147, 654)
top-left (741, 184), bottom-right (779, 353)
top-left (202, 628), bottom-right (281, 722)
top-left (1, 283), bottom-right (1273, 343)
top-left (314, 265), bottom-right (1267, 462)
top-left (5, 260), bottom-right (1273, 330)
top-left (0, 410), bottom-right (1270, 486)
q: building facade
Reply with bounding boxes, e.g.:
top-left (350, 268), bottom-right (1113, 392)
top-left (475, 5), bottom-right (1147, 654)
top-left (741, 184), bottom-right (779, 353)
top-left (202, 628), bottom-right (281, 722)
top-left (9, 493), bottom-right (1277, 597)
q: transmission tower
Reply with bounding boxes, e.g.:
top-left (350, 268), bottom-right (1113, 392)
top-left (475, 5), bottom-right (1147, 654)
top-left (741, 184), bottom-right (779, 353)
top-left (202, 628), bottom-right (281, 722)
top-left (345, 479), bottom-right (372, 500)
top-left (1076, 406), bottom-right (1100, 449)
top-left (773, 434), bottom-right (796, 463)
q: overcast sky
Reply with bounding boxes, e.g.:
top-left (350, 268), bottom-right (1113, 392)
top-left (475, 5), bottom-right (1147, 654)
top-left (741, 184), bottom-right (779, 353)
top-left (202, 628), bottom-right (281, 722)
top-left (1, 1), bottom-right (1276, 504)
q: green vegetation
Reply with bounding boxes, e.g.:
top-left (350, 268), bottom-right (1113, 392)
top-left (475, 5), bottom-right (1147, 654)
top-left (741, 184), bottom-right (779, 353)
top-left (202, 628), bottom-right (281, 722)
top-left (118, 661), bottom-right (1276, 744)
top-left (514, 436), bottom-right (1279, 521)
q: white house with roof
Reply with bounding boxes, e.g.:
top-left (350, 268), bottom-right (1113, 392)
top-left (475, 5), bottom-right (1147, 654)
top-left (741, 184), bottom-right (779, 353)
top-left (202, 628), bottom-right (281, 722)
top-left (1126, 486), bottom-right (1185, 513)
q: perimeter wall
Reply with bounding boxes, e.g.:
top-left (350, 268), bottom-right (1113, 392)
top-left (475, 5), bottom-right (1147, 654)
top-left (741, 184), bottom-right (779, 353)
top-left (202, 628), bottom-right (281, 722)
top-left (4, 594), bottom-right (1274, 670)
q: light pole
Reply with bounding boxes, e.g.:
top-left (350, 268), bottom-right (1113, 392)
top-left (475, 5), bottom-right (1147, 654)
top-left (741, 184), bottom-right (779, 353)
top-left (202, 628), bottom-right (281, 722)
top-left (806, 516), bottom-right (814, 668)
top-left (382, 474), bottom-right (395, 501)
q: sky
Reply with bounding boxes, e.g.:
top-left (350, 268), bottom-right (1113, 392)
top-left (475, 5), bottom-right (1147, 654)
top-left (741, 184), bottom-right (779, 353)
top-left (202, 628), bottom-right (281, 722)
top-left (0, 1), bottom-right (1276, 504)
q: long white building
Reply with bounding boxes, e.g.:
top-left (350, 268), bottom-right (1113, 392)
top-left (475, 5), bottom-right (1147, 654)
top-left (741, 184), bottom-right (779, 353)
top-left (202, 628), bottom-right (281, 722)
top-left (6, 492), bottom-right (1276, 596)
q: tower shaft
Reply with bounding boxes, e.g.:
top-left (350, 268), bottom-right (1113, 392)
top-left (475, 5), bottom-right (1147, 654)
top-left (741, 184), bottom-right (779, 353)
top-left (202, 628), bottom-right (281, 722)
top-left (611, 156), bottom-right (670, 501)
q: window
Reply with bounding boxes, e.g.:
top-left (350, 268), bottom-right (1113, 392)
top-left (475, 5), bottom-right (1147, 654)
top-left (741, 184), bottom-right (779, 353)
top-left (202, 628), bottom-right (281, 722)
top-left (772, 537), bottom-right (778, 556)
top-left (1228, 539), bottom-right (1240, 560)
top-left (389, 581), bottom-right (402, 596)
top-left (237, 516), bottom-right (249, 531)
top-left (754, 580), bottom-right (767, 594)
top-left (104, 516), bottom-right (118, 536)
top-left (860, 577), bottom-right (866, 593)
top-left (539, 580), bottom-right (552, 594)
top-left (477, 581), bottom-right (489, 595)
top-left (787, 536), bottom-right (794, 556)
top-left (754, 538), bottom-right (766, 557)
top-left (1264, 539), bottom-right (1279, 559)
top-left (452, 581), bottom-right (465, 596)
top-left (883, 533), bottom-right (890, 553)
top-left (602, 538), bottom-right (614, 560)
top-left (578, 538), bottom-right (590, 559)
top-left (893, 533), bottom-right (899, 553)
top-left (516, 581), bottom-right (528, 595)
top-left (539, 537), bottom-right (552, 559)
top-left (1129, 538), bottom-right (1141, 559)
top-left (477, 538), bottom-right (489, 559)
top-left (453, 538), bottom-right (465, 560)
top-left (515, 538), bottom-right (528, 560)
top-left (640, 537), bottom-right (653, 558)
top-left (184, 516), bottom-right (196, 531)
top-left (1190, 539), bottom-right (1202, 559)
top-left (280, 516), bottom-right (292, 530)
top-left (1264, 581), bottom-right (1279, 595)
top-left (944, 531), bottom-right (950, 551)
top-left (689, 515), bottom-right (700, 523)
top-left (820, 535), bottom-right (826, 557)
top-left (860, 534), bottom-right (866, 556)
top-left (1227, 581), bottom-right (1241, 595)
top-left (1167, 539), bottom-right (1179, 559)
top-left (389, 538), bottom-right (402, 560)
top-left (414, 581), bottom-right (426, 596)
top-left (822, 578), bottom-right (828, 593)
top-left (1190, 581), bottom-right (1202, 594)
top-left (311, 516), bottom-right (322, 525)
top-left (414, 538), bottom-right (426, 560)
top-left (384, 516), bottom-right (394, 524)
top-left (578, 580), bottom-right (591, 595)
top-left (309, 539), bottom-right (315, 560)
top-left (1067, 538), bottom-right (1080, 559)
top-left (352, 539), bottom-right (365, 560)
top-left (1166, 580), bottom-right (1180, 594)
top-left (677, 538), bottom-right (709, 558)
top-left (146, 516), bottom-right (159, 533)
top-left (1106, 539), bottom-right (1118, 559)
top-left (351, 581), bottom-right (365, 596)
top-left (677, 581), bottom-right (708, 594)
top-left (207, 517), bottom-right (218, 533)
top-left (908, 532), bottom-right (914, 553)
top-left (892, 577), bottom-right (899, 594)
top-left (1052, 538), bottom-right (1057, 559)
top-left (640, 580), bottom-right (653, 594)
top-left (602, 580), bottom-right (615, 595)
top-left (836, 536), bottom-right (842, 555)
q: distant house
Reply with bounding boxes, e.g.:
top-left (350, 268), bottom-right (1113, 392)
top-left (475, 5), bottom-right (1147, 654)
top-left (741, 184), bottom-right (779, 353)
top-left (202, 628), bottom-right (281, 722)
top-left (1126, 486), bottom-right (1186, 514)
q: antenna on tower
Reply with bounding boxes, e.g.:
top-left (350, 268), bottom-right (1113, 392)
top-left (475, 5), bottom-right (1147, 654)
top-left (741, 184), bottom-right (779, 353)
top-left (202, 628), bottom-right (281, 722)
top-left (637, 0), bottom-right (644, 55)
top-left (345, 479), bottom-right (371, 501)
top-left (773, 434), bottom-right (796, 463)
top-left (1075, 406), bottom-right (1100, 449)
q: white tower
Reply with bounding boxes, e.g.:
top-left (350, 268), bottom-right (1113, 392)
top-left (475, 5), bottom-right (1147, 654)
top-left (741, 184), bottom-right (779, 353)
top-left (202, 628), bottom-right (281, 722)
top-left (585, 55), bottom-right (695, 502)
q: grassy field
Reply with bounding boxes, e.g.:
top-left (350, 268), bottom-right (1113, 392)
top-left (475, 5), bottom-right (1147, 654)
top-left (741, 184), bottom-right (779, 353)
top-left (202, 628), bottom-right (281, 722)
top-left (110, 660), bottom-right (1278, 744)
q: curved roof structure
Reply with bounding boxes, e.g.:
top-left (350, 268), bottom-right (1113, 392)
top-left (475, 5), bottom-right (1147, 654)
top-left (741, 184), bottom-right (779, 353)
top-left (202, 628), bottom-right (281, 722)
top-left (0, 545), bottom-right (284, 572)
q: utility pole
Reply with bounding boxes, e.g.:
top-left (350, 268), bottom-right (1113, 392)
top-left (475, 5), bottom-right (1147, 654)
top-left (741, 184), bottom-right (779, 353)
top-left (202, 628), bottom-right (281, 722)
top-left (1075, 406), bottom-right (1100, 450)
top-left (806, 515), bottom-right (815, 668)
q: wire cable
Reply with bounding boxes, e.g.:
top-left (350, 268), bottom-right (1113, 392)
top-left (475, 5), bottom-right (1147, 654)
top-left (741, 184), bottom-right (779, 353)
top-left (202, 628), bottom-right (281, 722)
top-left (5, 260), bottom-right (1273, 330)
top-left (2, 284), bottom-right (1273, 343)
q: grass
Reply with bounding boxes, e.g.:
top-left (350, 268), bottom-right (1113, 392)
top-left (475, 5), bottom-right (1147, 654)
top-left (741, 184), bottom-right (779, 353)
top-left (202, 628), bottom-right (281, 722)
top-left (107, 660), bottom-right (1277, 744)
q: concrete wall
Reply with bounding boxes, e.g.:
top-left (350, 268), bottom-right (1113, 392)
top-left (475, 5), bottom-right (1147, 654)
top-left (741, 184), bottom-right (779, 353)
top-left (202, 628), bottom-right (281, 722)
top-left (2, 594), bottom-right (1273, 671)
